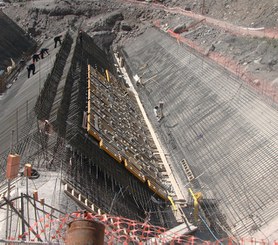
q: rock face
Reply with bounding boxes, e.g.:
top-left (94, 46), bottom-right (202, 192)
top-left (0, 11), bottom-right (36, 70)
top-left (2, 0), bottom-right (278, 83)
top-left (90, 11), bottom-right (123, 32)
top-left (173, 23), bottom-right (187, 33)
top-left (91, 31), bottom-right (117, 50)
top-left (121, 21), bottom-right (132, 31)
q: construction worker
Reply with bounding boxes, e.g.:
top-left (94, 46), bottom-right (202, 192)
top-left (79, 30), bottom-right (83, 46)
top-left (26, 63), bottom-right (35, 78)
top-left (40, 48), bottom-right (49, 59)
top-left (54, 35), bottom-right (62, 48)
top-left (32, 53), bottom-right (40, 63)
top-left (44, 120), bottom-right (51, 135)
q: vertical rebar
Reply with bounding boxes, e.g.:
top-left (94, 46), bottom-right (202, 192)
top-left (8, 199), bottom-right (13, 239)
top-left (42, 204), bottom-right (47, 240)
top-left (26, 177), bottom-right (30, 239)
top-left (26, 100), bottom-right (29, 121)
top-left (21, 193), bottom-right (26, 241)
top-left (104, 172), bottom-right (107, 190)
top-left (5, 179), bottom-right (10, 239)
top-left (34, 201), bottom-right (47, 241)
top-left (48, 207), bottom-right (52, 241)
top-left (33, 197), bottom-right (39, 240)
top-left (11, 129), bottom-right (15, 154)
top-left (16, 108), bottom-right (19, 144)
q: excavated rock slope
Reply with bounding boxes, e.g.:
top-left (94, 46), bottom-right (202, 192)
top-left (2, 0), bottom-right (278, 88)
top-left (0, 10), bottom-right (35, 71)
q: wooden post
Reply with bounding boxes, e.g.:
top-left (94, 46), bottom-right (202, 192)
top-left (202, 0), bottom-right (205, 15)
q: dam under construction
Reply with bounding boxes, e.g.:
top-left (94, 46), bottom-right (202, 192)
top-left (0, 6), bottom-right (277, 244)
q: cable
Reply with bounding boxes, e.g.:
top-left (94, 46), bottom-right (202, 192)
top-left (199, 213), bottom-right (223, 244)
top-left (109, 186), bottom-right (128, 214)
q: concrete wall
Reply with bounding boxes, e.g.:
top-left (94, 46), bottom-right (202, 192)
top-left (0, 10), bottom-right (36, 92)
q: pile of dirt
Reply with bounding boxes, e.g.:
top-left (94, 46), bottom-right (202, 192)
top-left (2, 0), bottom-right (278, 85)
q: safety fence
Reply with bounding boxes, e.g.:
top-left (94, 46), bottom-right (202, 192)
top-left (6, 211), bottom-right (278, 244)
top-left (152, 20), bottom-right (278, 107)
top-left (119, 0), bottom-right (278, 40)
top-left (117, 0), bottom-right (278, 106)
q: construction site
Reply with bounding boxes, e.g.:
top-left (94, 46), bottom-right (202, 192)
top-left (0, 0), bottom-right (277, 244)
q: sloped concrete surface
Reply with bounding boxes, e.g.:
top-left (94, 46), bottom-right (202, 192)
top-left (123, 28), bottom-right (278, 239)
top-left (0, 37), bottom-right (61, 154)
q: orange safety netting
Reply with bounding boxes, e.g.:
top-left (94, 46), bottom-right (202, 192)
top-left (121, 0), bottom-right (278, 39)
top-left (153, 20), bottom-right (278, 105)
top-left (8, 212), bottom-right (278, 244)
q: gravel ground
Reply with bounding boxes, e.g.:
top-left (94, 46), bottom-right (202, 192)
top-left (2, 0), bottom-right (278, 85)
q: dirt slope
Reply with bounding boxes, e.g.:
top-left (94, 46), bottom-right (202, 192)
top-left (2, 0), bottom-right (278, 90)
top-left (166, 0), bottom-right (278, 28)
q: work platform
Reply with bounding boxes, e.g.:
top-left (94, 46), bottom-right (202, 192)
top-left (86, 64), bottom-right (170, 200)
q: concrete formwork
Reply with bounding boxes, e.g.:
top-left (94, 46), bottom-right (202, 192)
top-left (58, 31), bottom-right (176, 227)
top-left (0, 25), bottom-right (177, 229)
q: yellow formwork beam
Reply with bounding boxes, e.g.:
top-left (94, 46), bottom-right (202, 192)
top-left (99, 139), bottom-right (122, 163)
top-left (88, 129), bottom-right (101, 141)
top-left (124, 159), bottom-right (146, 183)
top-left (188, 188), bottom-right (202, 222)
top-left (168, 196), bottom-right (178, 211)
top-left (105, 69), bottom-right (110, 82)
top-left (94, 68), bottom-right (106, 83)
top-left (147, 180), bottom-right (168, 201)
top-left (87, 65), bottom-right (91, 131)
